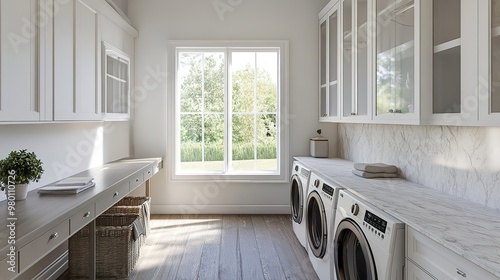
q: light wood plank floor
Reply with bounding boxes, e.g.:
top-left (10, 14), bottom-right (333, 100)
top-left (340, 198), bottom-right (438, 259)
top-left (128, 214), bottom-right (319, 280)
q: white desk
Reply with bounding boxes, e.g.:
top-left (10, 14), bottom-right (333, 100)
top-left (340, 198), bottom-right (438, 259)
top-left (0, 157), bottom-right (162, 279)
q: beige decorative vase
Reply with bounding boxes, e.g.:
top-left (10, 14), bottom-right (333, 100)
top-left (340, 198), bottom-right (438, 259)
top-left (4, 183), bottom-right (29, 201)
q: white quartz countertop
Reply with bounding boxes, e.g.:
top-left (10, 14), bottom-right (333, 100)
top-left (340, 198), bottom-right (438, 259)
top-left (295, 156), bottom-right (500, 279)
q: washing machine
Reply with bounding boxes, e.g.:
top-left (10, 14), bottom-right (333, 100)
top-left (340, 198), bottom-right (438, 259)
top-left (333, 190), bottom-right (405, 280)
top-left (290, 161), bottom-right (311, 249)
top-left (306, 172), bottom-right (342, 280)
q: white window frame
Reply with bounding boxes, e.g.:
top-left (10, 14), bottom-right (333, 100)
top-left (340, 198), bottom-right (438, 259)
top-left (168, 40), bottom-right (289, 182)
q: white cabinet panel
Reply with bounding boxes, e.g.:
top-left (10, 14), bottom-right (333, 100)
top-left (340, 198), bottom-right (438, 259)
top-left (340, 0), bottom-right (372, 122)
top-left (54, 0), bottom-right (101, 121)
top-left (319, 0), bottom-right (341, 121)
top-left (406, 226), bottom-right (498, 280)
top-left (374, 0), bottom-right (419, 124)
top-left (420, 0), bottom-right (479, 126)
top-left (0, 0), bottom-right (42, 121)
top-left (479, 0), bottom-right (500, 125)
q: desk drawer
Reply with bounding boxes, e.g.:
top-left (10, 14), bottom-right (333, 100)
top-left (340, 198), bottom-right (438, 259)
top-left (129, 171), bottom-right (145, 191)
top-left (70, 203), bottom-right (95, 234)
top-left (144, 166), bottom-right (153, 180)
top-left (95, 182), bottom-right (129, 215)
top-left (18, 220), bottom-right (69, 272)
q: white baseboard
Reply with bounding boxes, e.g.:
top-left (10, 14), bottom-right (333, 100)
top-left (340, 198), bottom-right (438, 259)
top-left (151, 204), bottom-right (290, 214)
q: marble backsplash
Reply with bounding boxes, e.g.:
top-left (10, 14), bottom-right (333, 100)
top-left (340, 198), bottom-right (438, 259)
top-left (338, 124), bottom-right (500, 211)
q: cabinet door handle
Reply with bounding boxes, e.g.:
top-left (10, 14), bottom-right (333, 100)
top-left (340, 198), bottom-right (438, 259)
top-left (113, 191), bottom-right (119, 197)
top-left (49, 232), bottom-right (59, 240)
top-left (456, 269), bottom-right (467, 278)
top-left (83, 211), bottom-right (91, 218)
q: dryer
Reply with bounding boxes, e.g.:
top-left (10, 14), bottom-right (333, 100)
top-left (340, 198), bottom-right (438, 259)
top-left (290, 161), bottom-right (311, 249)
top-left (306, 172), bottom-right (342, 280)
top-left (333, 190), bottom-right (405, 280)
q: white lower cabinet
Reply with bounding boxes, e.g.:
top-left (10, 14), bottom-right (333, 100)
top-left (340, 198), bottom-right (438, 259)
top-left (406, 226), bottom-right (498, 280)
top-left (406, 260), bottom-right (435, 280)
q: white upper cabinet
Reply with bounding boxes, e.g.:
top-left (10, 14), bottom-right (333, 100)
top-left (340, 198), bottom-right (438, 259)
top-left (54, 0), bottom-right (102, 121)
top-left (374, 0), bottom-right (419, 124)
top-left (0, 0), bottom-right (136, 123)
top-left (319, 0), bottom-right (499, 126)
top-left (341, 0), bottom-right (372, 121)
top-left (102, 42), bottom-right (130, 120)
top-left (0, 0), bottom-right (49, 122)
top-left (420, 0), bottom-right (478, 126)
top-left (479, 0), bottom-right (500, 125)
top-left (319, 0), bottom-right (341, 121)
top-left (100, 14), bottom-right (135, 120)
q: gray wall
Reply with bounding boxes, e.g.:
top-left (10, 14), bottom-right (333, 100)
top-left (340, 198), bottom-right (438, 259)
top-left (0, 122), bottom-right (131, 200)
top-left (128, 0), bottom-right (336, 214)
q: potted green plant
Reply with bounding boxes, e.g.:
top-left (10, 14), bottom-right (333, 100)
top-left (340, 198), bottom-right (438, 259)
top-left (0, 149), bottom-right (44, 201)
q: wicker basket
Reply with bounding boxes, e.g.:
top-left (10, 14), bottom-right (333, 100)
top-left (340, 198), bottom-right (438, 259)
top-left (104, 196), bottom-right (151, 242)
top-left (69, 214), bottom-right (141, 279)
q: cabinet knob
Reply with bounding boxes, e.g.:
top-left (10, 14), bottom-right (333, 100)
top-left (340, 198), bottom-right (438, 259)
top-left (351, 203), bottom-right (360, 216)
top-left (456, 269), bottom-right (467, 278)
top-left (388, 109), bottom-right (394, 113)
top-left (83, 211), bottom-right (91, 218)
top-left (351, 112), bottom-right (356, 115)
top-left (113, 191), bottom-right (119, 197)
top-left (148, 171), bottom-right (151, 175)
top-left (395, 109), bottom-right (402, 113)
top-left (49, 232), bottom-right (59, 240)
top-left (135, 178), bottom-right (139, 182)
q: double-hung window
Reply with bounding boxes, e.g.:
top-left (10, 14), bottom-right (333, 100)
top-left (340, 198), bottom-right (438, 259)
top-left (169, 41), bottom-right (289, 181)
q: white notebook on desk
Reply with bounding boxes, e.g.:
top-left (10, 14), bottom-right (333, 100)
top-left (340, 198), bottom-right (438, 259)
top-left (38, 178), bottom-right (95, 195)
top-left (54, 176), bottom-right (94, 186)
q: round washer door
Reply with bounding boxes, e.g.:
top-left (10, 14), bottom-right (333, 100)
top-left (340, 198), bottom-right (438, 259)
top-left (334, 219), bottom-right (377, 280)
top-left (290, 174), bottom-right (303, 223)
top-left (306, 191), bottom-right (327, 258)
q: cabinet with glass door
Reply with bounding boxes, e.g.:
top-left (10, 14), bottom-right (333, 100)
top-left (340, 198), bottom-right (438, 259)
top-left (341, 0), bottom-right (372, 122)
top-left (421, 0), bottom-right (478, 126)
top-left (374, 0), bottom-right (419, 124)
top-left (102, 42), bottom-right (131, 120)
top-left (479, 0), bottom-right (500, 125)
top-left (319, 0), bottom-right (341, 122)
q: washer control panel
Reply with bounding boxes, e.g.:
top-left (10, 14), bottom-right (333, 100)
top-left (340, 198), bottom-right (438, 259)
top-left (322, 183), bottom-right (334, 196)
top-left (364, 210), bottom-right (387, 234)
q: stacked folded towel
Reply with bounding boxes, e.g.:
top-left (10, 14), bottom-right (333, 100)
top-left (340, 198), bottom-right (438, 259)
top-left (352, 163), bottom-right (398, 179)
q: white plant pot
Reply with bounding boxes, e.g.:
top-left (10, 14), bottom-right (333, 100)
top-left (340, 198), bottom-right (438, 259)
top-left (4, 183), bottom-right (29, 201)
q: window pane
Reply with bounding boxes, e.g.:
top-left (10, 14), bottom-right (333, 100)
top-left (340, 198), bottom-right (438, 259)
top-left (257, 52), bottom-right (278, 112)
top-left (180, 114), bottom-right (202, 169)
top-left (204, 53), bottom-right (225, 112)
top-left (179, 52), bottom-right (202, 112)
top-left (175, 45), bottom-right (282, 176)
top-left (204, 114), bottom-right (224, 171)
top-left (232, 114), bottom-right (255, 168)
top-left (232, 52), bottom-right (255, 113)
top-left (257, 114), bottom-right (277, 171)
